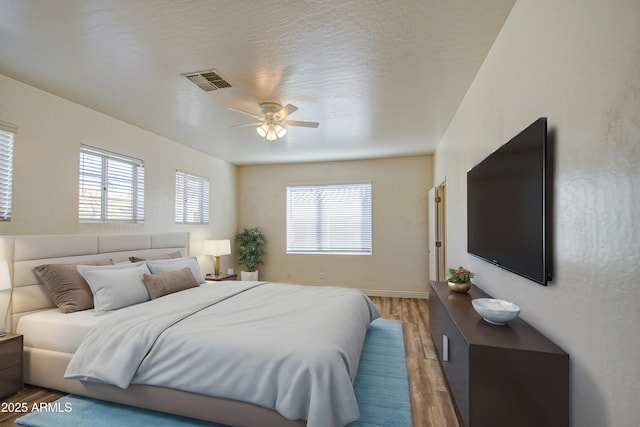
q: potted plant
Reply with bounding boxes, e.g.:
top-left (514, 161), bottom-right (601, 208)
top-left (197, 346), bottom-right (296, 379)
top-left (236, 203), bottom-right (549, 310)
top-left (447, 266), bottom-right (474, 293)
top-left (234, 227), bottom-right (265, 281)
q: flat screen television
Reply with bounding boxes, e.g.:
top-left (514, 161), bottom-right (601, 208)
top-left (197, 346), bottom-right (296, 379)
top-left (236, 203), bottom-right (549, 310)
top-left (467, 117), bottom-right (552, 285)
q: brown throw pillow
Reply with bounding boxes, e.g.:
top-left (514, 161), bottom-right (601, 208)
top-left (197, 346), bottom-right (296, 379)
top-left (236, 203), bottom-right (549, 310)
top-left (34, 260), bottom-right (112, 313)
top-left (129, 250), bottom-right (182, 263)
top-left (143, 267), bottom-right (199, 300)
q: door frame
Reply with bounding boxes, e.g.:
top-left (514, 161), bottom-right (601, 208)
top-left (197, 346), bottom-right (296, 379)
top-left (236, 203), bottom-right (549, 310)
top-left (428, 180), bottom-right (446, 281)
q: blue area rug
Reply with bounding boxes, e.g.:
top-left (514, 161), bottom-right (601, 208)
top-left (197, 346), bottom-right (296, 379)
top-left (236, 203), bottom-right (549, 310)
top-left (17, 319), bottom-right (411, 427)
top-left (346, 318), bottom-right (412, 427)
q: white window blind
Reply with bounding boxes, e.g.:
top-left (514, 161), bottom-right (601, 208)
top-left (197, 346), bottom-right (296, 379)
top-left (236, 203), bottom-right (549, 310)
top-left (286, 182), bottom-right (372, 254)
top-left (175, 170), bottom-right (209, 224)
top-left (79, 145), bottom-right (144, 223)
top-left (0, 122), bottom-right (15, 221)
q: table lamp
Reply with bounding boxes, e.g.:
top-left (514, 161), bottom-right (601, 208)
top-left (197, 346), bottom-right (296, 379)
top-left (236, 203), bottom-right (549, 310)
top-left (203, 240), bottom-right (231, 277)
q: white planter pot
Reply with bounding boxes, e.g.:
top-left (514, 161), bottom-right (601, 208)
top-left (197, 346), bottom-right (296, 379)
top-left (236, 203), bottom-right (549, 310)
top-left (240, 270), bottom-right (259, 281)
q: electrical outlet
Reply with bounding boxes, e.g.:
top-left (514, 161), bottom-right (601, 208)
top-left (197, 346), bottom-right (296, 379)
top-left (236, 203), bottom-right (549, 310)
top-left (319, 272), bottom-right (324, 280)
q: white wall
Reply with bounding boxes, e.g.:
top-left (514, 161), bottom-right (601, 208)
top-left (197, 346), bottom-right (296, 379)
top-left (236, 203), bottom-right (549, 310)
top-left (0, 74), bottom-right (237, 273)
top-left (434, 0), bottom-right (640, 426)
top-left (238, 156), bottom-right (432, 297)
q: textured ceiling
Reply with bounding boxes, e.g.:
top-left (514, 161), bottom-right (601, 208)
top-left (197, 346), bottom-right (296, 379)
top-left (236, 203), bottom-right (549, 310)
top-left (0, 0), bottom-right (514, 165)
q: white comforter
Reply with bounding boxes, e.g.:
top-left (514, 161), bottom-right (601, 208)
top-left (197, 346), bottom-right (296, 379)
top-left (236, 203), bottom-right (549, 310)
top-left (65, 281), bottom-right (380, 427)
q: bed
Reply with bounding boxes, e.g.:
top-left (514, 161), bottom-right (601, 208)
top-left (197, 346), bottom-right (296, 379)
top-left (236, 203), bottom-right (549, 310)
top-left (6, 233), bottom-right (379, 427)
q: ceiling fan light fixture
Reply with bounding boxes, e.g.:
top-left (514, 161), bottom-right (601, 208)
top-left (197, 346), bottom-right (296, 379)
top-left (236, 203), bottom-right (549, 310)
top-left (229, 102), bottom-right (317, 141)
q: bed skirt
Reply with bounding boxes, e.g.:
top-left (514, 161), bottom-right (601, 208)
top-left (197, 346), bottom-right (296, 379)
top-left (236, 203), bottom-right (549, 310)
top-left (23, 347), bottom-right (306, 427)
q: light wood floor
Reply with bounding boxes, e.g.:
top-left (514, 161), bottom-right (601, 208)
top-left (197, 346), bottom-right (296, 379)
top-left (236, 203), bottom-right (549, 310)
top-left (0, 297), bottom-right (459, 427)
top-left (369, 296), bottom-right (460, 427)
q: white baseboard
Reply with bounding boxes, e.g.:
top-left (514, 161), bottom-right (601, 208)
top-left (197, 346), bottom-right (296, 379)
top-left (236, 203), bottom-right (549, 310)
top-left (358, 289), bottom-right (428, 299)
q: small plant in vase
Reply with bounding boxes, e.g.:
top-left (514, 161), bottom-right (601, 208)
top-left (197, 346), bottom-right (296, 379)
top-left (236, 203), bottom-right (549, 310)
top-left (447, 266), bottom-right (474, 293)
top-left (235, 227), bottom-right (265, 281)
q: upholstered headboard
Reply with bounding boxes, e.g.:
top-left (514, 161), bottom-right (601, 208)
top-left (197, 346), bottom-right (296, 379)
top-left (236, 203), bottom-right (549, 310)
top-left (3, 233), bottom-right (189, 331)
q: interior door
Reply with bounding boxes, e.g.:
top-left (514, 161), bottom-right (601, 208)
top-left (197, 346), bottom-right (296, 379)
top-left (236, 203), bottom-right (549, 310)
top-left (428, 187), bottom-right (437, 281)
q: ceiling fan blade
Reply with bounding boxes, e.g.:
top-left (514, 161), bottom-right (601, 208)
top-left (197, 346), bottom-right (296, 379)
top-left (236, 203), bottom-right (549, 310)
top-left (229, 122), bottom-right (262, 128)
top-left (227, 106), bottom-right (262, 120)
top-left (274, 104), bottom-right (299, 120)
top-left (281, 120), bottom-right (320, 128)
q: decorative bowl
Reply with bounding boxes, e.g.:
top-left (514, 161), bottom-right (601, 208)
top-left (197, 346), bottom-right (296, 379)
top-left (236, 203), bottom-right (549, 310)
top-left (471, 298), bottom-right (520, 325)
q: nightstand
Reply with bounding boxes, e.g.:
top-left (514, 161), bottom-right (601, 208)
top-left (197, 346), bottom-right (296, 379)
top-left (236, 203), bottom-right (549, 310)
top-left (205, 273), bottom-right (238, 281)
top-left (0, 333), bottom-right (23, 399)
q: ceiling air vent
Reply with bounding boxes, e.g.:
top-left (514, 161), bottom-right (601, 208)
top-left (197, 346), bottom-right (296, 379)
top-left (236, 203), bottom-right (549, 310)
top-left (183, 69), bottom-right (231, 92)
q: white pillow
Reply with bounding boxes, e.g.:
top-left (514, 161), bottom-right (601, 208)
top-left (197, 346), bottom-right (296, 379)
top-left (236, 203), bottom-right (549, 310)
top-left (145, 257), bottom-right (206, 284)
top-left (77, 260), bottom-right (147, 277)
top-left (80, 263), bottom-right (152, 312)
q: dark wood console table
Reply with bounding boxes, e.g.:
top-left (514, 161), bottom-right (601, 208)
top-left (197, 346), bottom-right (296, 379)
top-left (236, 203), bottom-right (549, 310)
top-left (429, 281), bottom-right (569, 427)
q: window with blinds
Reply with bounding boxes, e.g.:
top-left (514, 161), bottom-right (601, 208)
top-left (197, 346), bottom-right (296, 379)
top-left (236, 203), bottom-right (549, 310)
top-left (78, 145), bottom-right (144, 223)
top-left (175, 170), bottom-right (210, 224)
top-left (0, 122), bottom-right (15, 221)
top-left (286, 182), bottom-right (372, 255)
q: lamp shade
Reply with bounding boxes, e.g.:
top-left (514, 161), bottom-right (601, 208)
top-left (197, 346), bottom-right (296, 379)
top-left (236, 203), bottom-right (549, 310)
top-left (203, 240), bottom-right (231, 256)
top-left (256, 123), bottom-right (269, 137)
top-left (265, 126), bottom-right (278, 141)
top-left (0, 260), bottom-right (10, 291)
top-left (274, 124), bottom-right (287, 138)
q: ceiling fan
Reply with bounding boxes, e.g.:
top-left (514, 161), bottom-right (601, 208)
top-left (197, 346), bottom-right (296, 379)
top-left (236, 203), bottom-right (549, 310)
top-left (228, 103), bottom-right (319, 141)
